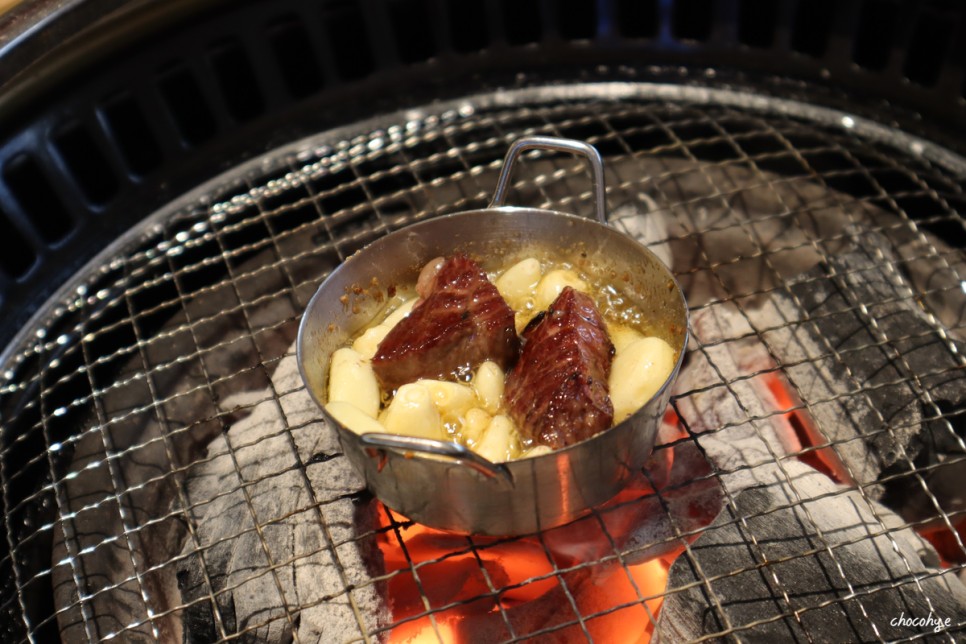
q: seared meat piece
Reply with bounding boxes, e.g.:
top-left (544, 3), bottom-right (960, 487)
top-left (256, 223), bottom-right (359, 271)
top-left (372, 255), bottom-right (519, 391)
top-left (505, 287), bottom-right (615, 448)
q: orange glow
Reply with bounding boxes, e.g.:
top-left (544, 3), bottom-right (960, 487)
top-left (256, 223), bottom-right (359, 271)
top-left (373, 368), bottom-right (959, 642)
top-left (580, 555), bottom-right (677, 643)
top-left (376, 411), bottom-right (699, 643)
top-left (377, 507), bottom-right (561, 623)
top-left (761, 372), bottom-right (855, 486)
top-left (389, 616), bottom-right (458, 643)
top-left (757, 372), bottom-right (966, 572)
top-left (379, 514), bottom-right (681, 644)
top-left (918, 517), bottom-right (966, 566)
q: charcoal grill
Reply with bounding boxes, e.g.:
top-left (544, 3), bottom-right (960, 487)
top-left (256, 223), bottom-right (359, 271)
top-left (0, 1), bottom-right (965, 642)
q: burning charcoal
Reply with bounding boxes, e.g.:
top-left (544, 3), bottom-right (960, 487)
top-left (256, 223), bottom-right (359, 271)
top-left (880, 399), bottom-right (966, 562)
top-left (440, 422), bottom-right (724, 642)
top-left (784, 234), bottom-right (966, 496)
top-left (51, 262), bottom-right (300, 642)
top-left (656, 461), bottom-right (966, 642)
top-left (604, 156), bottom-right (853, 308)
top-left (176, 348), bottom-right (387, 643)
top-left (372, 255), bottom-right (519, 391)
top-left (621, 439), bottom-right (724, 563)
top-left (664, 299), bottom-right (966, 638)
top-left (877, 207), bottom-right (966, 344)
top-left (44, 131), bottom-right (966, 644)
top-left (672, 303), bottom-right (798, 490)
top-left (672, 222), bottom-right (966, 520)
top-left (505, 287), bottom-right (615, 448)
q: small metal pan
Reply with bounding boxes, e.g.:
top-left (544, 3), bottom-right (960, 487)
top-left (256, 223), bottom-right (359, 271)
top-left (298, 137), bottom-right (688, 535)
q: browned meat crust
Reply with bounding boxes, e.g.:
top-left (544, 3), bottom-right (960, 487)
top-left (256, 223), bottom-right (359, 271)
top-left (372, 255), bottom-right (519, 391)
top-left (505, 287), bottom-right (615, 449)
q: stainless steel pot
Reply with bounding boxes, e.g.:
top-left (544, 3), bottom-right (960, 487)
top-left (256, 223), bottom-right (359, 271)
top-left (297, 136), bottom-right (688, 535)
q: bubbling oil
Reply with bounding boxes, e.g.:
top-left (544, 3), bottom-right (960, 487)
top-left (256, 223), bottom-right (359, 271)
top-left (327, 252), bottom-right (679, 462)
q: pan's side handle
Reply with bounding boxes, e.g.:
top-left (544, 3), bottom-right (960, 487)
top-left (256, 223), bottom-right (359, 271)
top-left (488, 136), bottom-right (607, 224)
top-left (358, 433), bottom-right (514, 484)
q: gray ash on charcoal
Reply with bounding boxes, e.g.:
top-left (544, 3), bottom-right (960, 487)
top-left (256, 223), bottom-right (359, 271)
top-left (608, 152), bottom-right (966, 516)
top-left (50, 253), bottom-right (302, 643)
top-left (174, 350), bottom-right (387, 643)
top-left (788, 232), bottom-right (966, 467)
top-left (784, 230), bottom-right (966, 527)
top-left (656, 462), bottom-right (966, 642)
top-left (45, 141), bottom-right (966, 643)
top-left (880, 399), bottom-right (966, 534)
top-left (655, 302), bottom-right (965, 642)
top-left (47, 238), bottom-right (389, 642)
top-left (603, 156), bottom-right (966, 640)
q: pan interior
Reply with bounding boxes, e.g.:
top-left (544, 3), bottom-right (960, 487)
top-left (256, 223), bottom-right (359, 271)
top-left (298, 207), bottom-right (687, 408)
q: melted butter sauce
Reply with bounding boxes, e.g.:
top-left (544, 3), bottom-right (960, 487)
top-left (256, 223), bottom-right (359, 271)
top-left (336, 253), bottom-right (678, 460)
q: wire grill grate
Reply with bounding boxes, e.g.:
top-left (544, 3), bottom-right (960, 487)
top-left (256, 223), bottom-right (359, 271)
top-left (1, 86), bottom-right (965, 642)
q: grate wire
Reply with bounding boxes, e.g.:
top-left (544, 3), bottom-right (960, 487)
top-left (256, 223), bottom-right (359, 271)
top-left (1, 89), bottom-right (964, 642)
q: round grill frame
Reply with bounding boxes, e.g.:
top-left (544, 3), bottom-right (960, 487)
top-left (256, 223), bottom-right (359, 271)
top-left (1, 83), bottom-right (965, 642)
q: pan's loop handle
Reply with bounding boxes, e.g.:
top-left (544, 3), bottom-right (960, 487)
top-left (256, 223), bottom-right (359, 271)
top-left (358, 433), bottom-right (514, 484)
top-left (489, 136), bottom-right (607, 225)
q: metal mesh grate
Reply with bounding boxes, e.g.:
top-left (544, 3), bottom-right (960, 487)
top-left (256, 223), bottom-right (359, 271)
top-left (1, 85), bottom-right (965, 642)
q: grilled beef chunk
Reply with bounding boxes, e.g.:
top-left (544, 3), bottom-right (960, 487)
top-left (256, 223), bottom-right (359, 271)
top-left (372, 255), bottom-right (519, 391)
top-left (505, 287), bottom-right (615, 448)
